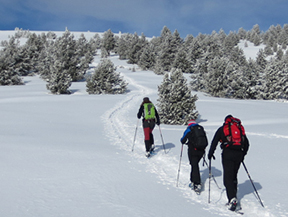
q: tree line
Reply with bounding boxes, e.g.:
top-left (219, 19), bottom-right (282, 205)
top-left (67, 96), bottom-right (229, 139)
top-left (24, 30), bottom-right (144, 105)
top-left (1, 24), bottom-right (288, 124)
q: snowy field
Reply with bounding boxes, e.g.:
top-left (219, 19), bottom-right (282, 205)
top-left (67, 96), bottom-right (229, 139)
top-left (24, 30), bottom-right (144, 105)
top-left (0, 31), bottom-right (287, 217)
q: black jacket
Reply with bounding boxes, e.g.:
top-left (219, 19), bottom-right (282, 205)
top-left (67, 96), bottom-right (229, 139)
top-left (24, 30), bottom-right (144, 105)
top-left (181, 124), bottom-right (206, 155)
top-left (208, 125), bottom-right (249, 159)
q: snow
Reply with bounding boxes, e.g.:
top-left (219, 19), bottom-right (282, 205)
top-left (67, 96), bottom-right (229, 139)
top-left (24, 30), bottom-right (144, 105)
top-left (0, 31), bottom-right (288, 217)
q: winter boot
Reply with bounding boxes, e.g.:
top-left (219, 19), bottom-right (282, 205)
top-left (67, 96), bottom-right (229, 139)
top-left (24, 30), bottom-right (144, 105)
top-left (188, 182), bottom-right (194, 189)
top-left (194, 183), bottom-right (202, 194)
top-left (228, 197), bottom-right (238, 211)
top-left (145, 151), bottom-right (151, 158)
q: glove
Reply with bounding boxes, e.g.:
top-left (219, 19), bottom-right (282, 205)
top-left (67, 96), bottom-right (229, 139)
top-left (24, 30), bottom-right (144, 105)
top-left (208, 153), bottom-right (215, 160)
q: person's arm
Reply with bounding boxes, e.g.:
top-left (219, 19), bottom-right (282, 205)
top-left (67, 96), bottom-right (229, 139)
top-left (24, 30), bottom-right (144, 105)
top-left (208, 126), bottom-right (222, 159)
top-left (155, 108), bottom-right (160, 125)
top-left (137, 105), bottom-right (144, 119)
top-left (180, 127), bottom-right (191, 144)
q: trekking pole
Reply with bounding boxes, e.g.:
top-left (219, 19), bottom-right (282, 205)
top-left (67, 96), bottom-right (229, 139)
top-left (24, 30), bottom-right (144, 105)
top-left (176, 143), bottom-right (184, 187)
top-left (242, 162), bottom-right (265, 208)
top-left (158, 125), bottom-right (166, 154)
top-left (203, 157), bottom-right (221, 189)
top-left (208, 159), bottom-right (211, 203)
top-left (131, 119), bottom-right (139, 152)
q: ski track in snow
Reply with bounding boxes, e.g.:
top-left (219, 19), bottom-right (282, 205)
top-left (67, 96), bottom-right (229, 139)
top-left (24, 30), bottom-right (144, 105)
top-left (102, 71), bottom-right (279, 217)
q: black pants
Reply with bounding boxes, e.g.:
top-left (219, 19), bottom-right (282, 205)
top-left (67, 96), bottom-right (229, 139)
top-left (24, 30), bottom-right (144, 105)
top-left (188, 148), bottom-right (204, 185)
top-left (222, 149), bottom-right (243, 202)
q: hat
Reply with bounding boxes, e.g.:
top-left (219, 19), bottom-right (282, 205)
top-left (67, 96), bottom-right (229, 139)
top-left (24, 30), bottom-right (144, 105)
top-left (224, 114), bottom-right (233, 121)
top-left (188, 119), bottom-right (196, 126)
top-left (143, 97), bottom-right (150, 103)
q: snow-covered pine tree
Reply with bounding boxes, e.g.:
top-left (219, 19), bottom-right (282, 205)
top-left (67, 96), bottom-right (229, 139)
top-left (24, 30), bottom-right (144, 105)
top-left (172, 46), bottom-right (192, 73)
top-left (0, 36), bottom-right (23, 85)
top-left (0, 54), bottom-right (23, 85)
top-left (244, 58), bottom-right (262, 99)
top-left (238, 27), bottom-right (247, 40)
top-left (101, 29), bottom-right (115, 56)
top-left (46, 59), bottom-right (72, 94)
top-left (88, 33), bottom-right (101, 55)
top-left (204, 56), bottom-right (230, 97)
top-left (154, 27), bottom-right (181, 75)
top-left (256, 49), bottom-right (268, 70)
top-left (127, 33), bottom-right (148, 65)
top-left (157, 69), bottom-right (198, 125)
top-left (44, 31), bottom-right (81, 94)
top-left (86, 59), bottom-right (127, 94)
top-left (76, 34), bottom-right (94, 77)
top-left (261, 60), bottom-right (288, 99)
top-left (225, 62), bottom-right (249, 99)
top-left (138, 44), bottom-right (156, 70)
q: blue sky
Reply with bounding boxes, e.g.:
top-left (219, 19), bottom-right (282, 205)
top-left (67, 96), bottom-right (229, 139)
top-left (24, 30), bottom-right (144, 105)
top-left (1, 0), bottom-right (288, 38)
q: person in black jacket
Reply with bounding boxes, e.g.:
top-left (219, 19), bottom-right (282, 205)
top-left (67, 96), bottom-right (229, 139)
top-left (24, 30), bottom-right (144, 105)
top-left (137, 97), bottom-right (160, 157)
top-left (208, 115), bottom-right (249, 211)
top-left (180, 119), bottom-right (208, 193)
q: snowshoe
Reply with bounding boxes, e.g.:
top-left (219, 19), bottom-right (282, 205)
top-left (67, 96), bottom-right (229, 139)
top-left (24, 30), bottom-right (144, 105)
top-left (188, 182), bottom-right (194, 189)
top-left (228, 197), bottom-right (238, 211)
top-left (193, 184), bottom-right (202, 195)
top-left (145, 151), bottom-right (151, 158)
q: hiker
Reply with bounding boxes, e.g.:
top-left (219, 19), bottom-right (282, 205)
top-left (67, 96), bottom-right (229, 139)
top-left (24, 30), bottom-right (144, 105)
top-left (137, 97), bottom-right (160, 157)
top-left (208, 115), bottom-right (249, 211)
top-left (180, 119), bottom-right (208, 194)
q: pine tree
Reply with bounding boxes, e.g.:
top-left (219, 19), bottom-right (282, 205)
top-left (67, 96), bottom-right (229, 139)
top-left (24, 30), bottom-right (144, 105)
top-left (86, 59), bottom-right (128, 94)
top-left (127, 33), bottom-right (148, 64)
top-left (153, 27), bottom-right (181, 74)
top-left (172, 47), bottom-right (192, 73)
top-left (204, 56), bottom-right (230, 97)
top-left (0, 36), bottom-right (23, 85)
top-left (256, 49), bottom-right (267, 70)
top-left (0, 54), bottom-right (23, 85)
top-left (102, 29), bottom-right (115, 56)
top-left (138, 45), bottom-right (156, 70)
top-left (157, 69), bottom-right (198, 125)
top-left (261, 60), bottom-right (288, 99)
top-left (46, 59), bottom-right (72, 94)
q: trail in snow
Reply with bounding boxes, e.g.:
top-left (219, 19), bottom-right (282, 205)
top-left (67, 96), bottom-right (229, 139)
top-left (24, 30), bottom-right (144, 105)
top-left (102, 69), bottom-right (278, 217)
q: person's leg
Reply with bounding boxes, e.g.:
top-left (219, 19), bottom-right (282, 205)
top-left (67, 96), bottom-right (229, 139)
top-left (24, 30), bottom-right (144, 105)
top-left (222, 155), bottom-right (237, 202)
top-left (143, 122), bottom-right (151, 152)
top-left (191, 157), bottom-right (201, 184)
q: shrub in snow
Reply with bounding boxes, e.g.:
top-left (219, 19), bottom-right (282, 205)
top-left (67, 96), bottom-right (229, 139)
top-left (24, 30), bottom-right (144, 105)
top-left (86, 59), bottom-right (128, 94)
top-left (157, 69), bottom-right (198, 125)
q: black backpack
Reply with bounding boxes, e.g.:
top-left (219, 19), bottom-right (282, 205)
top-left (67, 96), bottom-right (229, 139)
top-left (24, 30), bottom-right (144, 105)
top-left (191, 125), bottom-right (208, 150)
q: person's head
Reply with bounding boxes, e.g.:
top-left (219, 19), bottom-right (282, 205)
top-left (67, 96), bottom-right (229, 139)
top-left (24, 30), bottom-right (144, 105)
top-left (143, 97), bottom-right (150, 103)
top-left (187, 119), bottom-right (196, 126)
top-left (225, 114), bottom-right (233, 122)
top-left (224, 114), bottom-right (233, 124)
top-left (141, 97), bottom-right (151, 105)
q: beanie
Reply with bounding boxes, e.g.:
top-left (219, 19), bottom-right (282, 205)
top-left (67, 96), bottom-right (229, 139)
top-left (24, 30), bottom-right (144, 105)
top-left (188, 119), bottom-right (196, 126)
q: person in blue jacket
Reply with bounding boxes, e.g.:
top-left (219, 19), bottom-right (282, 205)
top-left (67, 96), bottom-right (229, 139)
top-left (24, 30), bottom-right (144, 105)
top-left (181, 119), bottom-right (207, 193)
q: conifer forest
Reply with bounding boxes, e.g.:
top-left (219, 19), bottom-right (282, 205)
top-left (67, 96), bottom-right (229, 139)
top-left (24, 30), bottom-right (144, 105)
top-left (1, 24), bottom-right (288, 101)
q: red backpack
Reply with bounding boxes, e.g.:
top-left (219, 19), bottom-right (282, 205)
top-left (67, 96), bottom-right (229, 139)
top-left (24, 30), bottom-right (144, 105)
top-left (223, 116), bottom-right (245, 149)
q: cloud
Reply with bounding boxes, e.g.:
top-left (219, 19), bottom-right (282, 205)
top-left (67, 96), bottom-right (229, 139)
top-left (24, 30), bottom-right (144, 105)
top-left (2, 0), bottom-right (288, 37)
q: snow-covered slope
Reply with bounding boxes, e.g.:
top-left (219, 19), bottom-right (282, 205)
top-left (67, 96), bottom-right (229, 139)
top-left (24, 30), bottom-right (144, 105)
top-left (0, 31), bottom-right (287, 217)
